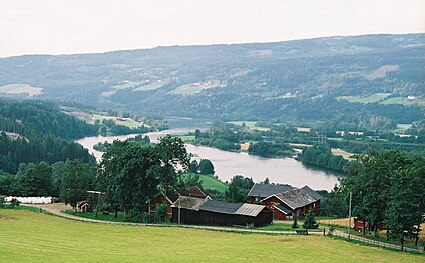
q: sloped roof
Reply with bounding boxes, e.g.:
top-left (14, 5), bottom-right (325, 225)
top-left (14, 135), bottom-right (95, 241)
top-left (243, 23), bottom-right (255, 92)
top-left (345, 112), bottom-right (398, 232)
top-left (170, 196), bottom-right (208, 211)
top-left (274, 204), bottom-right (293, 215)
top-left (200, 200), bottom-right (241, 215)
top-left (179, 186), bottom-right (208, 199)
top-left (267, 189), bottom-right (317, 210)
top-left (300, 185), bottom-right (322, 201)
top-left (235, 203), bottom-right (267, 217)
top-left (247, 183), bottom-right (294, 198)
top-left (199, 200), bottom-right (267, 217)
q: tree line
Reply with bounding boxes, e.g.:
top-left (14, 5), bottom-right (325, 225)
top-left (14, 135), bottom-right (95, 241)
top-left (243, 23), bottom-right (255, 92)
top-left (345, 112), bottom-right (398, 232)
top-left (340, 150), bottom-right (425, 247)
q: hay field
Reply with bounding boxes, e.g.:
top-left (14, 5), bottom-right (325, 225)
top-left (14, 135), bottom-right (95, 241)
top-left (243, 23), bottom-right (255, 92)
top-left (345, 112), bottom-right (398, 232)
top-left (0, 210), bottom-right (423, 262)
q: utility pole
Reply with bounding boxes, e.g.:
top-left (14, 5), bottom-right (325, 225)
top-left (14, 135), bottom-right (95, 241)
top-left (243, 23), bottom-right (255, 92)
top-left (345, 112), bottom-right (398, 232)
top-left (348, 192), bottom-right (352, 240)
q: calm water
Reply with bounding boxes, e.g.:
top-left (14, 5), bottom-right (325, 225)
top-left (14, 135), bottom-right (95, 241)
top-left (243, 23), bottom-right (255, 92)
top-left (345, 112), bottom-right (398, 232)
top-left (76, 129), bottom-right (341, 191)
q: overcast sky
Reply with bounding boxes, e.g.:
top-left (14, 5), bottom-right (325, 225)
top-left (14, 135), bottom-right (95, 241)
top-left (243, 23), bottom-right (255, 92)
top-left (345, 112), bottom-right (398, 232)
top-left (0, 0), bottom-right (424, 57)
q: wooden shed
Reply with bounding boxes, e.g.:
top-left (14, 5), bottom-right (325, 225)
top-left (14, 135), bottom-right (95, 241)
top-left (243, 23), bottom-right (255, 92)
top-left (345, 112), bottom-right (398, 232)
top-left (171, 197), bottom-right (273, 227)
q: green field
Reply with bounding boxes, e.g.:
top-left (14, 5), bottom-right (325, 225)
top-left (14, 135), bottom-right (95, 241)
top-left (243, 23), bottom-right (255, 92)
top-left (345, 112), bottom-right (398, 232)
top-left (228, 121), bottom-right (270, 131)
top-left (337, 93), bottom-right (391, 103)
top-left (170, 82), bottom-right (219, 94)
top-left (380, 96), bottom-right (425, 106)
top-left (133, 81), bottom-right (167, 91)
top-left (90, 114), bottom-right (143, 128)
top-left (182, 173), bottom-right (228, 192)
top-left (0, 210), bottom-right (423, 262)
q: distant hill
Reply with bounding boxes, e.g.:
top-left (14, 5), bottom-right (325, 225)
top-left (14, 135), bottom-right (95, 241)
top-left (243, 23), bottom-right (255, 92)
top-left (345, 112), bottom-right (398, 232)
top-left (0, 99), bottom-right (96, 174)
top-left (0, 34), bottom-right (424, 127)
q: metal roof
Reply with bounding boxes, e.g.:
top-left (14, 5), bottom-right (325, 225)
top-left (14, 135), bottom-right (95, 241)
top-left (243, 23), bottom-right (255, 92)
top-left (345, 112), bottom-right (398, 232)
top-left (247, 183), bottom-right (294, 198)
top-left (199, 200), bottom-right (242, 215)
top-left (235, 203), bottom-right (266, 217)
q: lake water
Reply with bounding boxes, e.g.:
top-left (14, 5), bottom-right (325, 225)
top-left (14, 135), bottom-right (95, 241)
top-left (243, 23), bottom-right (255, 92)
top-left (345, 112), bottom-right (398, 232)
top-left (76, 129), bottom-right (342, 191)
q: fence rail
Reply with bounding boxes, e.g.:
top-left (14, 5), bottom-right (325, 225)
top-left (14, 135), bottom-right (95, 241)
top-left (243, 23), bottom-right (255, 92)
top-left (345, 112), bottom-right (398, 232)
top-left (328, 230), bottom-right (424, 254)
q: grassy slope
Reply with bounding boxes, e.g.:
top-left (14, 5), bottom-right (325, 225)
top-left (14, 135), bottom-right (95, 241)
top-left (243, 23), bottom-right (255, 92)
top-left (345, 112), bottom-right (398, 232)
top-left (181, 173), bottom-right (228, 192)
top-left (0, 210), bottom-right (423, 262)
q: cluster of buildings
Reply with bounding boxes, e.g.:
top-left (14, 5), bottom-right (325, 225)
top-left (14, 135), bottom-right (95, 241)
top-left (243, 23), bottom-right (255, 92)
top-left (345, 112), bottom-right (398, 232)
top-left (149, 184), bottom-right (322, 227)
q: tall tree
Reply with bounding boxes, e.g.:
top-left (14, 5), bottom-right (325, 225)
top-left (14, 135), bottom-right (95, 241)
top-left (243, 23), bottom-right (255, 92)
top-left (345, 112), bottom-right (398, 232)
top-left (225, 175), bottom-right (254, 203)
top-left (199, 159), bottom-right (215, 175)
top-left (155, 135), bottom-right (191, 197)
top-left (16, 162), bottom-right (53, 197)
top-left (98, 141), bottom-right (161, 216)
top-left (60, 160), bottom-right (96, 209)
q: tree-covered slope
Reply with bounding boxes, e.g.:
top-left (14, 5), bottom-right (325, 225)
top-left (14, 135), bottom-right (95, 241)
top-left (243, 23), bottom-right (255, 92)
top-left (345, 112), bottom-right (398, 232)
top-left (0, 34), bottom-right (424, 125)
top-left (0, 99), bottom-right (96, 173)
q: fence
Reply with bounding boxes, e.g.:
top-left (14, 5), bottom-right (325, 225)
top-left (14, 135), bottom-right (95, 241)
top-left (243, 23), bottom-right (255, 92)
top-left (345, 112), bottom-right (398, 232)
top-left (327, 229), bottom-right (424, 254)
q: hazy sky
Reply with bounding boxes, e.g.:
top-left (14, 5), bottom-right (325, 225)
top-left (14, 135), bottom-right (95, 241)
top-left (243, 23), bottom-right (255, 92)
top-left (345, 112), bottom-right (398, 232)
top-left (0, 0), bottom-right (424, 57)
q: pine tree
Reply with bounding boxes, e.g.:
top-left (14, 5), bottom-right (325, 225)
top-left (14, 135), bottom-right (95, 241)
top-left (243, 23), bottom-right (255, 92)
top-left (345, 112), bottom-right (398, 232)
top-left (303, 209), bottom-right (319, 233)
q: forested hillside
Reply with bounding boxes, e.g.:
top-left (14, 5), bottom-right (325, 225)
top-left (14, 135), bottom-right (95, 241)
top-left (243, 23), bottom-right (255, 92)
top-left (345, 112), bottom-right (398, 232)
top-left (0, 34), bottom-right (424, 129)
top-left (0, 99), bottom-right (96, 174)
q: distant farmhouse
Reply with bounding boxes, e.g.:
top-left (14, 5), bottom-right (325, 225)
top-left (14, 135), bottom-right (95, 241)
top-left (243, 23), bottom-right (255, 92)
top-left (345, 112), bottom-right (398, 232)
top-left (247, 184), bottom-right (322, 220)
top-left (171, 196), bottom-right (273, 227)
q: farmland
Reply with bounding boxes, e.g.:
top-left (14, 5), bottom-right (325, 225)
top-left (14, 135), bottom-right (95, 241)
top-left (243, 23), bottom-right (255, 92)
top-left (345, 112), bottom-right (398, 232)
top-left (0, 209), bottom-right (423, 262)
top-left (337, 93), bottom-right (391, 103)
top-left (90, 113), bottom-right (143, 128)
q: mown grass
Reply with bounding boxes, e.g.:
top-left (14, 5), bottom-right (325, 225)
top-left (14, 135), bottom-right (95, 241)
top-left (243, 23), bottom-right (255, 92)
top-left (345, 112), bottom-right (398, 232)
top-left (0, 209), bottom-right (423, 262)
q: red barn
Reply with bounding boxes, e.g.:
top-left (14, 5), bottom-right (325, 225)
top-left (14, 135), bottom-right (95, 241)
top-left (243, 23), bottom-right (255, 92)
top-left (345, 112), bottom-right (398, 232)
top-left (247, 184), bottom-right (322, 220)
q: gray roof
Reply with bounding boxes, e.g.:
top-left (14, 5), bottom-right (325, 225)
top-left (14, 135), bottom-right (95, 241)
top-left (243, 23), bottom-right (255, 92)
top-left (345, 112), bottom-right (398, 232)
top-left (247, 183), bottom-right (294, 198)
top-left (274, 204), bottom-right (293, 215)
top-left (200, 200), bottom-right (241, 215)
top-left (300, 185), bottom-right (322, 201)
top-left (170, 196), bottom-right (208, 211)
top-left (199, 200), bottom-right (267, 217)
top-left (235, 203), bottom-right (267, 217)
top-left (267, 189), bottom-right (317, 210)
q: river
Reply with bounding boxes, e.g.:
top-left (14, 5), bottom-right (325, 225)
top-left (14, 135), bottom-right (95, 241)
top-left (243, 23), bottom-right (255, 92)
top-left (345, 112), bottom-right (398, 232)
top-left (76, 129), bottom-right (342, 191)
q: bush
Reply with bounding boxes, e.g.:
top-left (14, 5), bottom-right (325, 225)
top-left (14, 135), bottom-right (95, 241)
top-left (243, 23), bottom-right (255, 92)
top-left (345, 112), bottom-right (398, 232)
top-left (0, 197), bottom-right (5, 208)
top-left (124, 209), bottom-right (168, 224)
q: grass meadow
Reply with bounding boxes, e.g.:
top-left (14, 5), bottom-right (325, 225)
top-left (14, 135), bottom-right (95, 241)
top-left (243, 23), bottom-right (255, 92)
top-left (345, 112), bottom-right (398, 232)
top-left (0, 209), bottom-right (423, 262)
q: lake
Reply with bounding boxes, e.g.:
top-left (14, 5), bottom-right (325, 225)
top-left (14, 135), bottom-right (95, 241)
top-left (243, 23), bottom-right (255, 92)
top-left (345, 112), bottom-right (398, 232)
top-left (76, 129), bottom-right (342, 191)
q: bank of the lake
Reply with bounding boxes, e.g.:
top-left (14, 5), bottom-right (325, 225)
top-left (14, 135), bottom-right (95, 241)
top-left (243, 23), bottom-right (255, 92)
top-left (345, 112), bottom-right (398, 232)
top-left (76, 129), bottom-right (342, 191)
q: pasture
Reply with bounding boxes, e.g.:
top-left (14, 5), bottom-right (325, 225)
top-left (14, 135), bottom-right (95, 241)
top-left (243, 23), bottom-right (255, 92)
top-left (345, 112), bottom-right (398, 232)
top-left (0, 209), bottom-right (423, 262)
top-left (133, 81), bottom-right (167, 91)
top-left (337, 93), bottom-right (391, 103)
top-left (90, 114), bottom-right (143, 128)
top-left (170, 82), bottom-right (220, 94)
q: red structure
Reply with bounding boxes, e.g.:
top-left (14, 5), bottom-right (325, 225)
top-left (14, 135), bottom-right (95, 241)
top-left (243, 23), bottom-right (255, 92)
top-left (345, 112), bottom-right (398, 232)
top-left (353, 218), bottom-right (384, 232)
top-left (247, 184), bottom-right (322, 220)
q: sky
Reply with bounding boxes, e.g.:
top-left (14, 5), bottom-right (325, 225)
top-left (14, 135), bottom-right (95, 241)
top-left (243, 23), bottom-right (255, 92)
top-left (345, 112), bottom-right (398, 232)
top-left (0, 0), bottom-right (424, 57)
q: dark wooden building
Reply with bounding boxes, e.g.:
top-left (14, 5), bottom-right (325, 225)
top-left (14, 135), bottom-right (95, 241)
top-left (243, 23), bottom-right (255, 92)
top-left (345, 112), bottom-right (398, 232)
top-left (149, 186), bottom-right (208, 220)
top-left (171, 197), bottom-right (273, 227)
